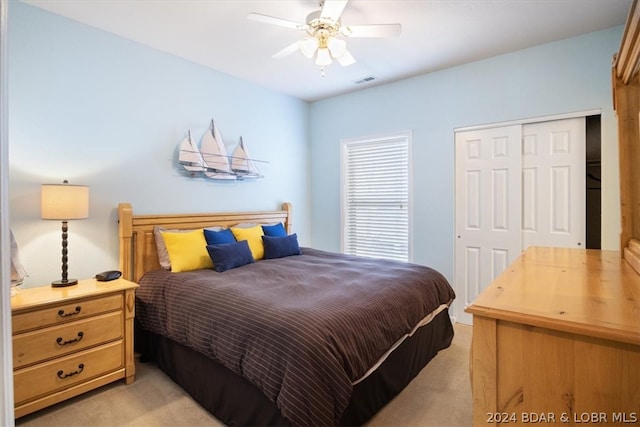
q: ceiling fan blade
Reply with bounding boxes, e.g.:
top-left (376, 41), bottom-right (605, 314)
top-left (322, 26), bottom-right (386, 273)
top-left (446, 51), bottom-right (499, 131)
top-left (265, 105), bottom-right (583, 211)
top-left (272, 42), bottom-right (301, 59)
top-left (335, 49), bottom-right (356, 67)
top-left (320, 0), bottom-right (349, 21)
top-left (247, 12), bottom-right (305, 30)
top-left (343, 23), bottom-right (402, 38)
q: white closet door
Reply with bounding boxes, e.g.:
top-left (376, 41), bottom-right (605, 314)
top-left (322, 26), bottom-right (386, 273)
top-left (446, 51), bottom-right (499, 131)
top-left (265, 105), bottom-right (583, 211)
top-left (522, 118), bottom-right (586, 249)
top-left (454, 126), bottom-right (522, 325)
top-left (454, 117), bottom-right (587, 325)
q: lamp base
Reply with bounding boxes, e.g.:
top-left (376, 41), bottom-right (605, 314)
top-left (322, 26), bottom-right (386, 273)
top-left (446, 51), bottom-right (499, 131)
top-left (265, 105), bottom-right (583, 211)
top-left (51, 278), bottom-right (78, 288)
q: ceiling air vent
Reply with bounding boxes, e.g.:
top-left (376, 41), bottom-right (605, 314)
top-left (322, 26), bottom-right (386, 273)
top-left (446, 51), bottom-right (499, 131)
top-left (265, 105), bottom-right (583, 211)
top-left (355, 76), bottom-right (376, 85)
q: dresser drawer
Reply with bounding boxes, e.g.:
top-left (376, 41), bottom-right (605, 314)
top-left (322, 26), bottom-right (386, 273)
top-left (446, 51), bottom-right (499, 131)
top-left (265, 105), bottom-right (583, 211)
top-left (13, 294), bottom-right (123, 334)
top-left (14, 340), bottom-right (124, 406)
top-left (13, 311), bottom-right (123, 369)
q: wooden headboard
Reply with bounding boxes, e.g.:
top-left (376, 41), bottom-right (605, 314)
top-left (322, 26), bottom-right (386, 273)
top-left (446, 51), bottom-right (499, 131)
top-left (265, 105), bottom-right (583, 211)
top-left (613, 0), bottom-right (640, 274)
top-left (118, 202), bottom-right (293, 282)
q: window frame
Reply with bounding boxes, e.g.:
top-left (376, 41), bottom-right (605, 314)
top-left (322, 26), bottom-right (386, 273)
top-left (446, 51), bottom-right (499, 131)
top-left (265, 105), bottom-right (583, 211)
top-left (340, 131), bottom-right (413, 262)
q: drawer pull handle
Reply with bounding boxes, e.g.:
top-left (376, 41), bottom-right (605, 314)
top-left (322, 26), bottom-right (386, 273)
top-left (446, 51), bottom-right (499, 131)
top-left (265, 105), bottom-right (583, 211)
top-left (58, 306), bottom-right (81, 318)
top-left (57, 363), bottom-right (84, 379)
top-left (56, 331), bottom-right (84, 346)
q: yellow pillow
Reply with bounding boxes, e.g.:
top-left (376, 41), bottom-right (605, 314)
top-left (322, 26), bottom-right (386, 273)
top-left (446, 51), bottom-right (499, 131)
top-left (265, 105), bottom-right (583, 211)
top-left (231, 225), bottom-right (265, 260)
top-left (160, 229), bottom-right (213, 272)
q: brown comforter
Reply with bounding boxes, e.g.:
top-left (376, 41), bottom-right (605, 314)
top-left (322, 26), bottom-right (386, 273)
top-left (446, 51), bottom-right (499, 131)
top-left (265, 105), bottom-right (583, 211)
top-left (136, 248), bottom-right (455, 426)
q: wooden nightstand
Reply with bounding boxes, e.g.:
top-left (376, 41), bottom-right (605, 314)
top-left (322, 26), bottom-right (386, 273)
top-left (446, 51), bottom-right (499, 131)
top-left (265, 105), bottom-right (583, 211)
top-left (11, 278), bottom-right (139, 418)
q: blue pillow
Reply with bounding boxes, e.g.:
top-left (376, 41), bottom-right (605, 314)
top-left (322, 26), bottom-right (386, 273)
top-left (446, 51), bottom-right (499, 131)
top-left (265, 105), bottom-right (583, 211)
top-left (262, 234), bottom-right (302, 259)
top-left (204, 228), bottom-right (236, 245)
top-left (206, 240), bottom-right (254, 272)
top-left (262, 223), bottom-right (287, 237)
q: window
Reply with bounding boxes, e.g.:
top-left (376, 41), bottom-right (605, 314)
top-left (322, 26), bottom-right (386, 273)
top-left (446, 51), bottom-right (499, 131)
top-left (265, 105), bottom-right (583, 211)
top-left (341, 132), bottom-right (411, 262)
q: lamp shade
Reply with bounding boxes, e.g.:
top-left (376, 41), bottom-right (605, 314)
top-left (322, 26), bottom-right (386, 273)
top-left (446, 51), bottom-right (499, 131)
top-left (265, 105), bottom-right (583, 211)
top-left (41, 182), bottom-right (89, 220)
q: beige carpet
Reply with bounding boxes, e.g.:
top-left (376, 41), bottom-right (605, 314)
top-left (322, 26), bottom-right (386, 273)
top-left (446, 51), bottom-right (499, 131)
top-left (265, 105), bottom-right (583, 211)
top-left (16, 323), bottom-right (472, 427)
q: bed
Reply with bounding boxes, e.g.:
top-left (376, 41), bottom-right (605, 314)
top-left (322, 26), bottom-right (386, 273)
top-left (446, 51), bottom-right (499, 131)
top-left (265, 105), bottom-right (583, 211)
top-left (118, 202), bottom-right (455, 426)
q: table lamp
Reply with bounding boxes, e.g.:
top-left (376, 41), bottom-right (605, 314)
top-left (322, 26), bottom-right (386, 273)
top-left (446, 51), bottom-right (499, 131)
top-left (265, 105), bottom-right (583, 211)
top-left (41, 180), bottom-right (89, 287)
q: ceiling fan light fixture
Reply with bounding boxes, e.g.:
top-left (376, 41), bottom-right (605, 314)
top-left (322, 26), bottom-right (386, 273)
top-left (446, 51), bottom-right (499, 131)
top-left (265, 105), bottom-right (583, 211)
top-left (327, 37), bottom-right (347, 58)
top-left (249, 0), bottom-right (400, 72)
top-left (299, 37), bottom-right (319, 58)
top-left (315, 48), bottom-right (332, 66)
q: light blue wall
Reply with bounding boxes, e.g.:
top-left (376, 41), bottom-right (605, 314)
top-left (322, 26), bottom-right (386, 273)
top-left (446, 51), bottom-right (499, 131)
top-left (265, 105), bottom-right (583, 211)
top-left (8, 2), bottom-right (310, 287)
top-left (309, 27), bottom-right (623, 315)
top-left (8, 1), bottom-right (624, 297)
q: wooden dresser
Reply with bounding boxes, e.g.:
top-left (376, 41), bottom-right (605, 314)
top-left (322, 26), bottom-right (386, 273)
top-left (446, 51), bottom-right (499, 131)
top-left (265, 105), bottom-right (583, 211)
top-left (11, 278), bottom-right (138, 418)
top-left (466, 247), bottom-right (640, 426)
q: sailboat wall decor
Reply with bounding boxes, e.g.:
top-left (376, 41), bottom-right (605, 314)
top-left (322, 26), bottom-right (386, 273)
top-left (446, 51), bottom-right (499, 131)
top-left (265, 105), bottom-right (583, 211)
top-left (178, 130), bottom-right (205, 173)
top-left (178, 119), bottom-right (266, 180)
top-left (231, 136), bottom-right (263, 178)
top-left (200, 119), bottom-right (236, 180)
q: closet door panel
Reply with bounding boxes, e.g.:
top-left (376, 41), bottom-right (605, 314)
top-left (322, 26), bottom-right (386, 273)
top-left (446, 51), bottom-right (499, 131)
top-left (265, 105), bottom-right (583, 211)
top-left (455, 125), bottom-right (522, 325)
top-left (522, 118), bottom-right (586, 249)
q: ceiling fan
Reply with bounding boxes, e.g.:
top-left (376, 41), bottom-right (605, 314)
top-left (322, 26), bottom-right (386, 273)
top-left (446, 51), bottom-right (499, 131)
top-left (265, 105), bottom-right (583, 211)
top-left (247, 0), bottom-right (402, 69)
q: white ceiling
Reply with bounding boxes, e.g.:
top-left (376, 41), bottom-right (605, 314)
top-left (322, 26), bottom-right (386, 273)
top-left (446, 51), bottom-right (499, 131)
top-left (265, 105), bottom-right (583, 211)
top-left (22, 0), bottom-right (632, 102)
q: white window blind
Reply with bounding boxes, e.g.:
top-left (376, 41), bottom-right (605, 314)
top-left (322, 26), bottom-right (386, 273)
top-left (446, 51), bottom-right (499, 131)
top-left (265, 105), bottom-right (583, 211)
top-left (342, 134), bottom-right (410, 262)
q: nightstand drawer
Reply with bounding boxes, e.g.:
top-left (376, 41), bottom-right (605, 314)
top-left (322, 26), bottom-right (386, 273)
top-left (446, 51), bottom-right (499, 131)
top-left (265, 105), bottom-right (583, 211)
top-left (13, 311), bottom-right (124, 369)
top-left (14, 340), bottom-right (124, 406)
top-left (13, 294), bottom-right (123, 334)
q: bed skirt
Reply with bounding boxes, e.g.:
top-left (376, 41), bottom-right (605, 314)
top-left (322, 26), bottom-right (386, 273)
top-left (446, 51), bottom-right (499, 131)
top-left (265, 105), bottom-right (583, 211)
top-left (136, 307), bottom-right (454, 426)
